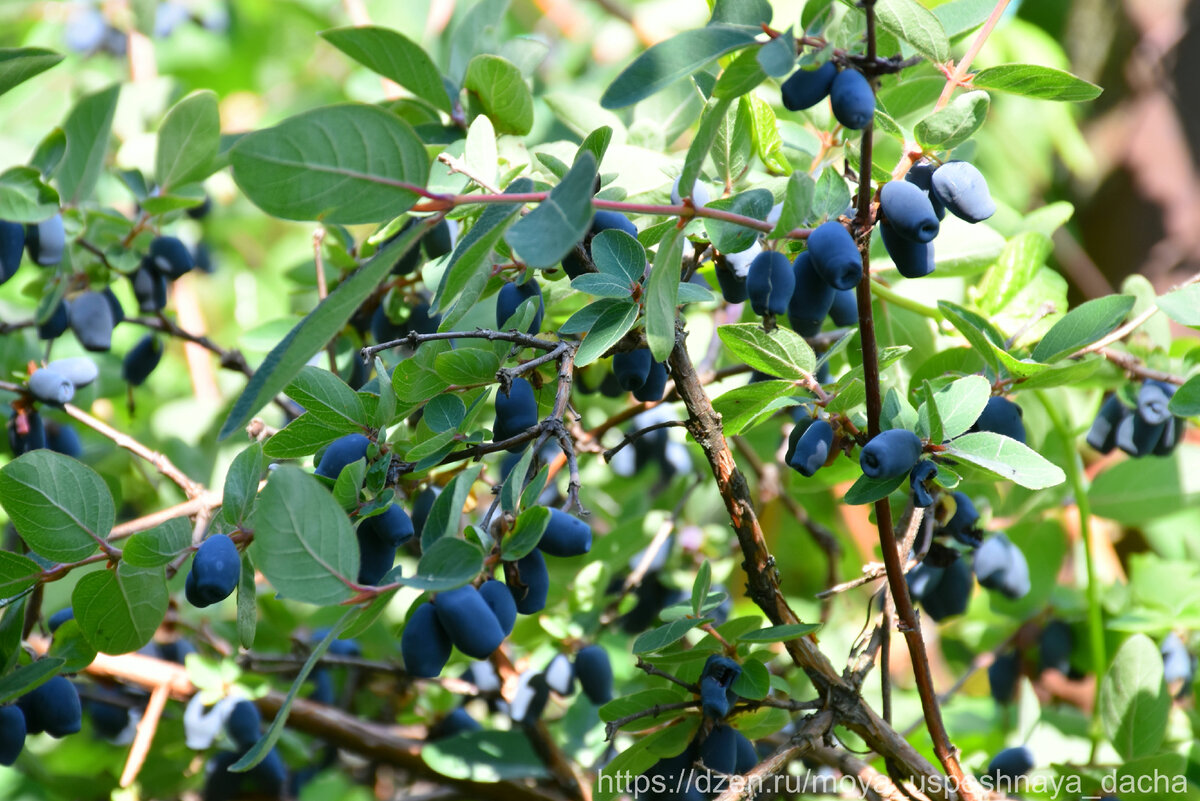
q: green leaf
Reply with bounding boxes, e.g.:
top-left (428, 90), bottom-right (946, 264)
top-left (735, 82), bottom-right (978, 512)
top-left (505, 152), bottom-right (596, 268)
top-left (600, 26), bottom-right (758, 109)
top-left (1169, 375), bottom-right (1200, 417)
top-left (222, 443), bottom-right (265, 527)
top-left (914, 90), bottom-right (989, 150)
top-left (156, 90), bottom-right (220, 191)
top-left (596, 721), bottom-right (700, 801)
top-left (738, 623), bottom-right (820, 643)
top-left (437, 178), bottom-right (531, 311)
top-left (709, 0), bottom-right (772, 26)
top-left (1099, 634), bottom-right (1170, 760)
top-left (401, 537), bottom-right (485, 591)
top-left (717, 324), bottom-right (816, 381)
top-left (501, 506), bottom-right (551, 561)
top-left (843, 472), bottom-right (907, 505)
top-left (219, 216), bottom-right (433, 439)
top-left (811, 166), bottom-right (851, 223)
top-left (691, 561), bottom-right (712, 618)
top-left (1156, 284), bottom-right (1200, 328)
top-left (756, 29), bottom-right (795, 78)
top-left (938, 300), bottom-right (1002, 371)
top-left (972, 231), bottom-right (1052, 316)
top-left (122, 518), bottom-right (192, 568)
top-left (712, 98), bottom-right (754, 189)
top-left (499, 448), bottom-right (534, 515)
top-left (730, 659), bottom-right (770, 700)
top-left (679, 97), bottom-right (733, 201)
top-left (591, 229), bottom-right (646, 283)
top-left (231, 611), bottom-right (354, 773)
top-left (712, 380), bottom-right (802, 435)
top-left (1088, 446), bottom-right (1200, 524)
top-left (874, 0), bottom-right (950, 64)
top-left (972, 64), bottom-right (1103, 102)
top-left (286, 366), bottom-right (366, 433)
top-left (73, 562), bottom-right (169, 654)
top-left (319, 26), bottom-right (453, 112)
top-left (0, 658), bottom-right (65, 705)
top-left (944, 431), bottom-right (1066, 490)
top-left (633, 617), bottom-right (708, 654)
top-left (575, 301), bottom-right (639, 367)
top-left (463, 54), bottom-right (534, 135)
top-left (237, 552), bottom-right (257, 649)
top-left (0, 166), bottom-right (60, 223)
top-left (713, 48), bottom-right (767, 100)
top-left (646, 227), bottom-right (684, 362)
top-left (0, 47), bottom-right (63, 97)
top-left (424, 395), bottom-right (467, 434)
top-left (230, 103), bottom-right (429, 224)
top-left (576, 126), bottom-right (613, 166)
top-left (703, 188), bottom-right (773, 254)
top-left (434, 348), bottom-right (502, 386)
top-left (46, 620), bottom-right (97, 673)
top-left (1031, 294), bottom-right (1135, 362)
top-left (29, 127), bottom-right (66, 179)
top-left (423, 730), bottom-right (549, 782)
top-left (263, 414), bottom-right (348, 459)
top-left (56, 84), bottom-right (120, 205)
top-left (931, 375), bottom-right (991, 439)
top-left (421, 464), bottom-right (483, 550)
top-left (249, 466), bottom-right (359, 605)
top-left (770, 172), bottom-right (815, 237)
top-left (599, 689), bottom-right (686, 724)
top-left (0, 551), bottom-right (41, 599)
top-left (0, 450), bottom-right (115, 563)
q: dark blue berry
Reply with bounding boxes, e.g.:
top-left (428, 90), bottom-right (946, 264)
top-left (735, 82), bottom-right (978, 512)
top-left (401, 603), bottom-right (452, 678)
top-left (829, 69), bottom-right (874, 130)
top-left (931, 161), bottom-right (995, 223)
top-left (747, 250), bottom-right (795, 316)
top-left (780, 61), bottom-right (838, 111)
top-left (859, 429), bottom-right (923, 479)
top-left (807, 221), bottom-right (862, 291)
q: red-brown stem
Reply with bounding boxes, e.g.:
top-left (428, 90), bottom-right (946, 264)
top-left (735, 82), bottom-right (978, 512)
top-left (855, 2), bottom-right (980, 798)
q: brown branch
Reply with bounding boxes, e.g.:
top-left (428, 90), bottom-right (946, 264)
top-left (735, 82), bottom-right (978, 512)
top-left (27, 639), bottom-right (569, 801)
top-left (602, 420), bottom-right (687, 462)
top-left (604, 701), bottom-right (699, 740)
top-left (63, 403), bottom-right (204, 500)
top-left (665, 330), bottom-right (957, 801)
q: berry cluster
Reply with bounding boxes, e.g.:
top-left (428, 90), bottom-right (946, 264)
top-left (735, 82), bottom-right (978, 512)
top-left (1086, 381), bottom-right (1184, 457)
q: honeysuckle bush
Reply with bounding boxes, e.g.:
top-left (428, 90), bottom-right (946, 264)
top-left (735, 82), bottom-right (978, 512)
top-left (0, 1), bottom-right (1197, 800)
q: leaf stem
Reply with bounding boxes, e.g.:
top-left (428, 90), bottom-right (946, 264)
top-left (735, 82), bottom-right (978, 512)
top-left (1036, 390), bottom-right (1105, 762)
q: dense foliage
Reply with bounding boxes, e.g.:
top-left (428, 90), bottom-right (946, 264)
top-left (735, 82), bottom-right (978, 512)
top-left (0, 1), bottom-right (1197, 800)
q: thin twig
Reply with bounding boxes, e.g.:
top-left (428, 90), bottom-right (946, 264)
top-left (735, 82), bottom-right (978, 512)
top-left (602, 420), bottom-right (687, 462)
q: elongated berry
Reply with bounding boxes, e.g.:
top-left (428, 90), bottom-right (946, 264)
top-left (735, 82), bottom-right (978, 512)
top-left (942, 491), bottom-right (981, 544)
top-left (747, 250), bottom-right (795, 316)
top-left (988, 651), bottom-right (1020, 704)
top-left (909, 460), bottom-right (938, 508)
top-left (26, 214), bottom-right (65, 267)
top-left (479, 578), bottom-right (517, 636)
top-left (973, 532), bottom-right (1030, 600)
top-left (613, 349), bottom-right (653, 392)
top-left (714, 259), bottom-right (749, 303)
top-left (423, 219), bottom-right (457, 259)
top-left (574, 644), bottom-right (613, 705)
top-left (780, 61), bottom-right (837, 111)
top-left (879, 181), bottom-right (939, 243)
top-left (829, 288), bottom-right (858, 326)
top-left (361, 503), bottom-right (415, 548)
top-left (131, 262), bottom-right (168, 312)
top-left (539, 508), bottom-right (592, 557)
top-left (315, 433), bottom-right (370, 479)
top-left (787, 251), bottom-right (835, 335)
top-left (972, 396), bottom-right (1026, 444)
top-left (149, 235), bottom-right (194, 279)
top-left (787, 419), bottom-right (833, 477)
top-left (28, 368), bottom-right (74, 405)
top-left (700, 724), bottom-right (739, 775)
top-left (544, 653), bottom-right (575, 695)
top-left (632, 360), bottom-right (668, 403)
top-left (829, 69), bottom-right (874, 130)
top-left (806, 221), bottom-right (862, 291)
top-left (17, 675), bottom-right (81, 737)
top-left (904, 161), bottom-right (945, 220)
top-left (931, 161), bottom-right (995, 223)
top-left (1137, 380), bottom-right (1175, 425)
top-left (355, 527), bottom-right (396, 585)
top-left (496, 280), bottom-right (544, 333)
top-left (987, 746), bottom-right (1034, 783)
top-left (47, 357), bottom-right (98, 389)
top-left (0, 220), bottom-right (23, 284)
top-left (186, 534), bottom-right (240, 607)
top-left (880, 222), bottom-right (935, 279)
top-left (493, 377), bottom-right (538, 446)
top-left (435, 585), bottom-right (506, 659)
top-left (920, 557), bottom-right (972, 621)
top-left (507, 549), bottom-right (549, 614)
top-left (859, 429), bottom-right (923, 479)
top-left (8, 409), bottom-right (46, 455)
top-left (69, 291), bottom-right (115, 352)
top-left (401, 603), bottom-right (452, 678)
top-left (122, 334), bottom-right (164, 386)
top-left (38, 300), bottom-right (69, 341)
top-left (0, 706), bottom-right (24, 765)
